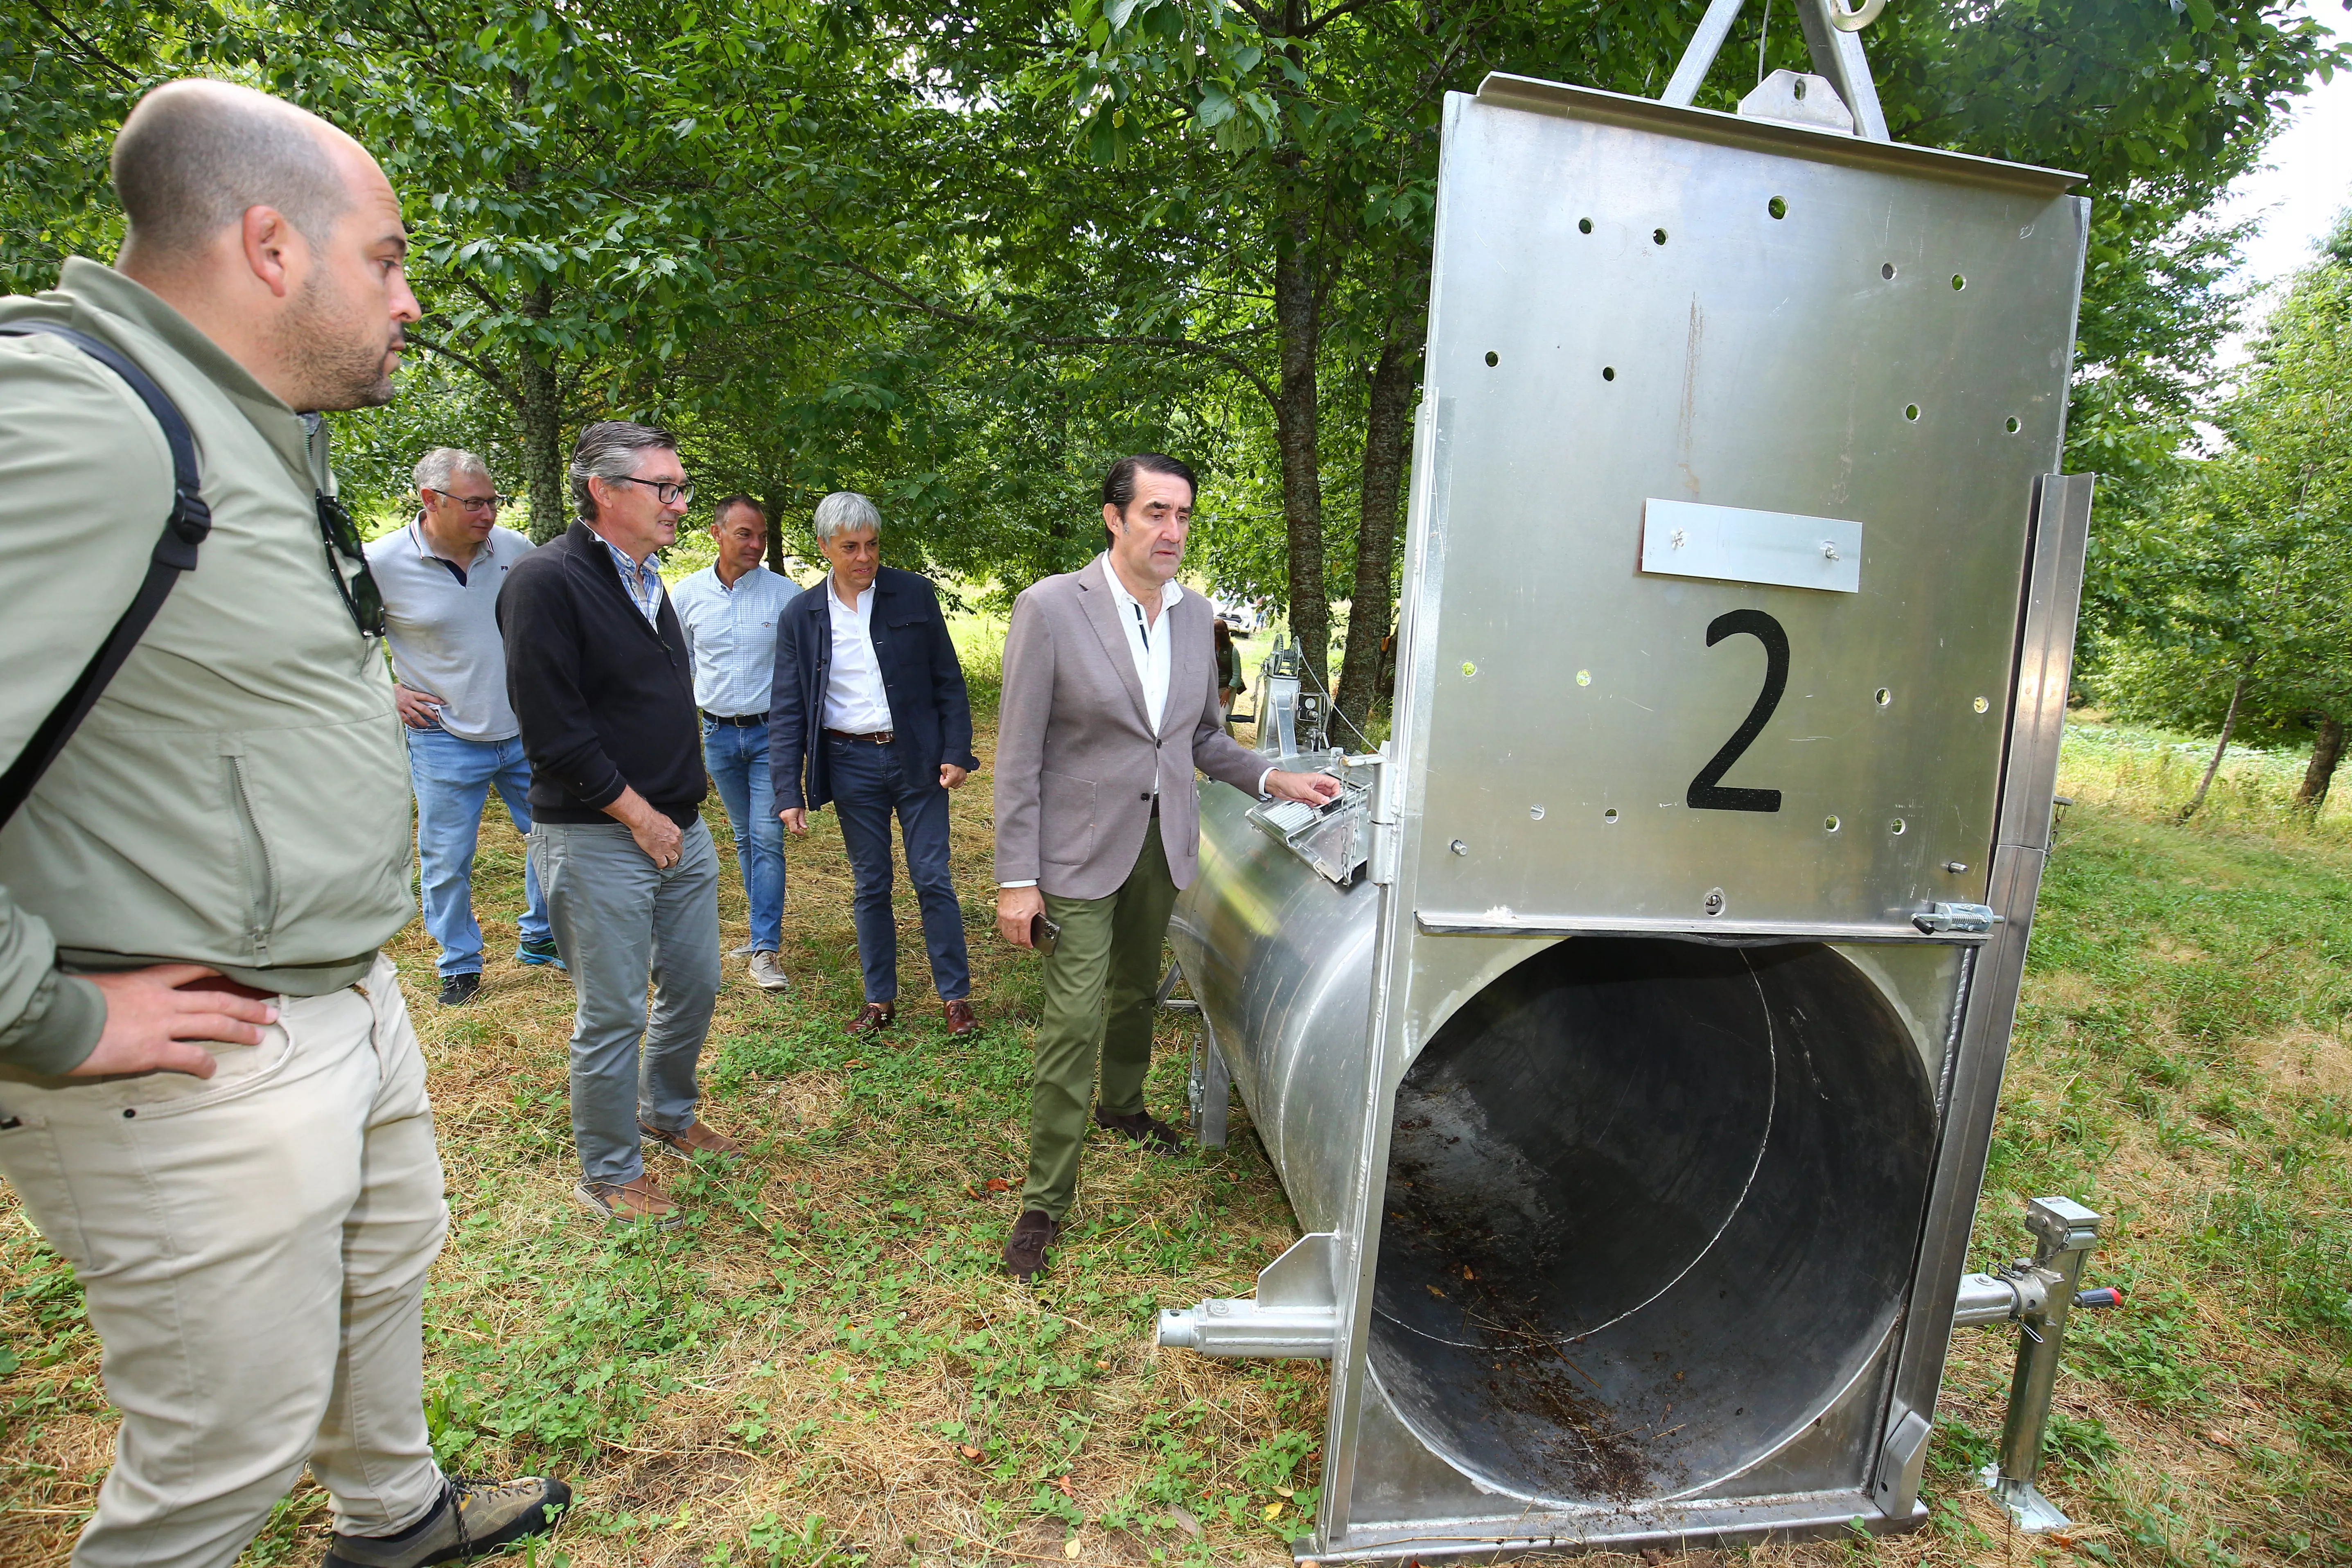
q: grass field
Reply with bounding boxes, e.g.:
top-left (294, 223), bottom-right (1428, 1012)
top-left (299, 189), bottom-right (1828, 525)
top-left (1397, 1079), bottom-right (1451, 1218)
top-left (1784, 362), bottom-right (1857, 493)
top-left (3, 711), bottom-right (2347, 1568)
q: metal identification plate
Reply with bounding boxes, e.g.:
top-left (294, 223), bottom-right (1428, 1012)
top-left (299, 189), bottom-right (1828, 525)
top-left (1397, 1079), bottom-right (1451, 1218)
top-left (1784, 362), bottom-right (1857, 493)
top-left (1397, 78), bottom-right (2087, 937)
top-left (1641, 498), bottom-right (1862, 593)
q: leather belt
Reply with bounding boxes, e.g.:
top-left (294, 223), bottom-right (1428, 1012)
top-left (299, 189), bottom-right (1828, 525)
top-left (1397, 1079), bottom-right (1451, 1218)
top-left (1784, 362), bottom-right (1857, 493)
top-left (704, 711), bottom-right (767, 726)
top-left (180, 975), bottom-right (277, 1002)
top-left (825, 728), bottom-right (895, 744)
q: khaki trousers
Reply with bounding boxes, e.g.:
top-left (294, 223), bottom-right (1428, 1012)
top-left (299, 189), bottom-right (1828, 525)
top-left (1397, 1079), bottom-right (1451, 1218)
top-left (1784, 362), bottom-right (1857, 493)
top-left (1020, 820), bottom-right (1179, 1222)
top-left (0, 954), bottom-right (448, 1567)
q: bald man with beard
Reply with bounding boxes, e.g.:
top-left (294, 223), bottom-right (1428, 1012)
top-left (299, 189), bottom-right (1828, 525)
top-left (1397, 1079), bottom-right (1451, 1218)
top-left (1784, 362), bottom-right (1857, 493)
top-left (0, 82), bottom-right (567, 1568)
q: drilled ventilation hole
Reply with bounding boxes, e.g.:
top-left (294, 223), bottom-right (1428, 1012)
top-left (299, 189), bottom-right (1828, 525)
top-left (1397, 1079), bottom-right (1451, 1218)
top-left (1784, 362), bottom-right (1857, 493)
top-left (1890, 819), bottom-right (1907, 835)
top-left (1951, 273), bottom-right (1966, 291)
top-left (1824, 815), bottom-right (1842, 833)
top-left (1973, 696), bottom-right (1990, 713)
top-left (1578, 217), bottom-right (1594, 234)
top-left (1484, 351), bottom-right (1499, 368)
top-left (1603, 808), bottom-right (1619, 824)
top-left (1602, 366), bottom-right (1616, 381)
top-left (2005, 416), bottom-right (2022, 434)
top-left (1874, 687), bottom-right (1892, 706)
top-left (1653, 228), bottom-right (1668, 246)
top-left (1881, 262), bottom-right (1897, 280)
top-left (1904, 404), bottom-right (1921, 421)
top-left (1768, 196), bottom-right (1788, 219)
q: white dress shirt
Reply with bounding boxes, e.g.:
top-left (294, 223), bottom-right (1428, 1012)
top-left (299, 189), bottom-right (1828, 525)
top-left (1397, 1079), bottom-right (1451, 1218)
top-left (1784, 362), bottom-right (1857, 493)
top-left (1102, 555), bottom-right (1181, 737)
top-left (671, 563), bottom-right (792, 717)
top-left (823, 577), bottom-right (896, 733)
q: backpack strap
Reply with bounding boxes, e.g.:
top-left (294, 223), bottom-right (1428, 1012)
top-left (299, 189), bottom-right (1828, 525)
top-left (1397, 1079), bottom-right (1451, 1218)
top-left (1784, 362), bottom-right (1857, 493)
top-left (0, 321), bottom-right (212, 827)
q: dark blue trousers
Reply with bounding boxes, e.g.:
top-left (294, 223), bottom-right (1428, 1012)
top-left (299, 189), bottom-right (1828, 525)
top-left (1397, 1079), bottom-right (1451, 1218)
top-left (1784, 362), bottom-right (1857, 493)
top-left (827, 733), bottom-right (971, 1003)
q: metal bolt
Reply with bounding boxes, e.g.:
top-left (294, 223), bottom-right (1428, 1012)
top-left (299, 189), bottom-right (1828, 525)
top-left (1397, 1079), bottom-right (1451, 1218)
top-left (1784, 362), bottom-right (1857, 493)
top-left (1821, 540), bottom-right (1840, 561)
top-left (1208, 1300), bottom-right (1232, 1316)
top-left (1946, 861), bottom-right (1969, 873)
top-left (1449, 839), bottom-right (1468, 856)
top-left (1670, 528), bottom-right (1688, 549)
top-left (1702, 888), bottom-right (1725, 915)
top-left (1528, 805), bottom-right (1545, 820)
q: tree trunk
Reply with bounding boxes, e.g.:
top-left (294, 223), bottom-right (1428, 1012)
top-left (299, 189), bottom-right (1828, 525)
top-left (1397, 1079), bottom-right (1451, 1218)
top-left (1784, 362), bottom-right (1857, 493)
top-left (517, 285), bottom-right (564, 544)
top-left (2298, 715), bottom-right (2345, 814)
top-left (1335, 334), bottom-right (1417, 733)
top-left (1271, 182), bottom-right (1328, 696)
top-left (763, 484), bottom-right (793, 575)
top-left (2182, 655), bottom-right (2254, 820)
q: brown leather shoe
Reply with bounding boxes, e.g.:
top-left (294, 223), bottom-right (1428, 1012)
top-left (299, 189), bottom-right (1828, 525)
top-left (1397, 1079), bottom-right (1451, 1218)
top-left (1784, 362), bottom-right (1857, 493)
top-left (1002, 1209), bottom-right (1060, 1282)
top-left (848, 1000), bottom-right (896, 1035)
top-left (574, 1175), bottom-right (682, 1227)
top-left (1094, 1104), bottom-right (1187, 1154)
top-left (943, 998), bottom-right (980, 1036)
top-left (641, 1118), bottom-right (743, 1164)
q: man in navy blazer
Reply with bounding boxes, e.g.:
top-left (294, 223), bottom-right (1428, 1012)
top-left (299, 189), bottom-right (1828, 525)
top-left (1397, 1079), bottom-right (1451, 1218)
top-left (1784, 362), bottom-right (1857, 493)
top-left (770, 492), bottom-right (982, 1036)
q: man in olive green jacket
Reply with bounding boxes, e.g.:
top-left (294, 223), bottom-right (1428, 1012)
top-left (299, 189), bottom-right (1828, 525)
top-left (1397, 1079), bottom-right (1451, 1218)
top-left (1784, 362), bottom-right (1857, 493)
top-left (0, 81), bottom-right (566, 1568)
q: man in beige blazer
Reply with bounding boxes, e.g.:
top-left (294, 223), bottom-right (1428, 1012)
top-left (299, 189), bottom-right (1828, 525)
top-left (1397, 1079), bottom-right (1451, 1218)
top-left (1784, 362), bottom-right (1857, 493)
top-left (993, 453), bottom-right (1339, 1280)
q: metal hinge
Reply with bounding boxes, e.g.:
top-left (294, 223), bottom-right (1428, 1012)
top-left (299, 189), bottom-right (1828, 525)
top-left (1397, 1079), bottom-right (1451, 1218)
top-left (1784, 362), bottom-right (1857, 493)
top-left (1914, 901), bottom-right (2000, 935)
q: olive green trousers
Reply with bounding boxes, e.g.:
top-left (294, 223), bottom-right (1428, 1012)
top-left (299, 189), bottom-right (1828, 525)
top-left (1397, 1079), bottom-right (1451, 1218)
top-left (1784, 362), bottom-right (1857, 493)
top-left (1020, 819), bottom-right (1179, 1222)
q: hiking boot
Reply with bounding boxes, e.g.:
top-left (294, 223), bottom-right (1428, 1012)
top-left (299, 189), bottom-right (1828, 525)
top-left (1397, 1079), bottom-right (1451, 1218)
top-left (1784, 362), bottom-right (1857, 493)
top-left (515, 936), bottom-right (564, 970)
top-left (747, 951), bottom-right (791, 991)
top-left (1094, 1105), bottom-right (1186, 1154)
top-left (1002, 1209), bottom-right (1060, 1283)
top-left (321, 1473), bottom-right (571, 1566)
top-left (573, 1175), bottom-right (682, 1227)
top-left (943, 998), bottom-right (980, 1036)
top-left (641, 1118), bottom-right (743, 1164)
top-left (847, 1000), bottom-right (896, 1036)
top-left (437, 973), bottom-right (481, 1008)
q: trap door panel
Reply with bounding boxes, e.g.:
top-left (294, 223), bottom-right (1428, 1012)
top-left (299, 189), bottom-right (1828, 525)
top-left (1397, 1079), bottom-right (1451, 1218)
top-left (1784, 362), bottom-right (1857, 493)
top-left (1404, 78), bottom-right (2087, 938)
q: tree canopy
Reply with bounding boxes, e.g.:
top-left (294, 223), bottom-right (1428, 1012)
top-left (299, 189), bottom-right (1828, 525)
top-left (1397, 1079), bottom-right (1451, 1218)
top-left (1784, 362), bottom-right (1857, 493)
top-left (4, 0), bottom-right (2344, 722)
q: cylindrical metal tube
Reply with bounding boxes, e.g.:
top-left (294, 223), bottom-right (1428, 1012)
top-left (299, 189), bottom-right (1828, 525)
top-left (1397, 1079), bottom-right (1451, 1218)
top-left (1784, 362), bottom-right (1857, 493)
top-left (1170, 785), bottom-right (1942, 1505)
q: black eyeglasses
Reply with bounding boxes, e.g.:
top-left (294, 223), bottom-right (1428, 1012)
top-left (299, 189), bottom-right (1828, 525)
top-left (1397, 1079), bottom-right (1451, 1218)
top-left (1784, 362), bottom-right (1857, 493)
top-left (607, 474), bottom-right (695, 506)
top-left (316, 492), bottom-right (387, 637)
top-left (425, 486), bottom-right (510, 512)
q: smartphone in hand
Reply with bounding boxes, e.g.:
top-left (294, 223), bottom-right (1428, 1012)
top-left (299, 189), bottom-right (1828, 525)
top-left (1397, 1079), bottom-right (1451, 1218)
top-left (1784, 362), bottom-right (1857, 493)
top-left (1030, 913), bottom-right (1061, 955)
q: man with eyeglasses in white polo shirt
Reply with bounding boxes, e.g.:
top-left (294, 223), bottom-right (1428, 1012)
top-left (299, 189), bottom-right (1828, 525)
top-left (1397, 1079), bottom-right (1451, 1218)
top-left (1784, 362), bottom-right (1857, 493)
top-left (365, 448), bottom-right (558, 1007)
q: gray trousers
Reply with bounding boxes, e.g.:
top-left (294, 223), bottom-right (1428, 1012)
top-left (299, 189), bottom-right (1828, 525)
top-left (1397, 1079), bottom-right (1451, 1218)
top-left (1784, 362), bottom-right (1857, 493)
top-left (530, 817), bottom-right (722, 1186)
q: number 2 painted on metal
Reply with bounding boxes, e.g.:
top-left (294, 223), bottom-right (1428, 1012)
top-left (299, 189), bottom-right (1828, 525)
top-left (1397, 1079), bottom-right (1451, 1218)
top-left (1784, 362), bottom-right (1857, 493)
top-left (1686, 609), bottom-right (1788, 812)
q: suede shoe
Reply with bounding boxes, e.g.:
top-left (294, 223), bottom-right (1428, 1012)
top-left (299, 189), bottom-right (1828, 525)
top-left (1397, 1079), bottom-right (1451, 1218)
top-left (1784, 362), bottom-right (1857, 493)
top-left (515, 936), bottom-right (565, 970)
top-left (847, 1000), bottom-right (896, 1036)
top-left (574, 1175), bottom-right (682, 1227)
top-left (943, 998), bottom-right (980, 1036)
top-left (1002, 1209), bottom-right (1060, 1282)
top-left (321, 1473), bottom-right (571, 1566)
top-left (1094, 1104), bottom-right (1186, 1154)
top-left (641, 1117), bottom-right (743, 1164)
top-left (437, 973), bottom-right (481, 1008)
top-left (747, 951), bottom-right (791, 991)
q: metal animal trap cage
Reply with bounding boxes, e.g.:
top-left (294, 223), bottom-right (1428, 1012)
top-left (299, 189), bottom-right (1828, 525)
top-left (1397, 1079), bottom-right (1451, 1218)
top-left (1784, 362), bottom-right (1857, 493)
top-left (1154, 7), bottom-right (2107, 1555)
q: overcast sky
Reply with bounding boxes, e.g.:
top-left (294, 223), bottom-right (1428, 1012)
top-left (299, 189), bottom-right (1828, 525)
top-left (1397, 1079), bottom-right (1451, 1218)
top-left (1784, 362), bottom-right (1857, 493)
top-left (2209, 0), bottom-right (2352, 362)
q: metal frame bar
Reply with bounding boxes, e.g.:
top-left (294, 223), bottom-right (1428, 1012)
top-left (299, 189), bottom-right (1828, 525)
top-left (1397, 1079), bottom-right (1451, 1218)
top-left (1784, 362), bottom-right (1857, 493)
top-left (1871, 473), bottom-right (2097, 1518)
top-left (1658, 0), bottom-right (1889, 140)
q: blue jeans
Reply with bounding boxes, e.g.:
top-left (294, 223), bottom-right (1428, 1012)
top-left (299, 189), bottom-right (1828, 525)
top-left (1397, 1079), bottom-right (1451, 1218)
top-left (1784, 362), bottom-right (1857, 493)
top-left (828, 733), bottom-right (970, 1003)
top-left (406, 727), bottom-right (550, 978)
top-left (702, 718), bottom-right (786, 952)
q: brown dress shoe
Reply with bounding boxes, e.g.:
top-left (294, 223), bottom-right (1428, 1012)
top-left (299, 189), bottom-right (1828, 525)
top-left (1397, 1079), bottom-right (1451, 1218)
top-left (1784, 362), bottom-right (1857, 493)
top-left (641, 1118), bottom-right (743, 1164)
top-left (574, 1174), bottom-right (682, 1227)
top-left (848, 1000), bottom-right (896, 1035)
top-left (1094, 1104), bottom-right (1187, 1154)
top-left (943, 998), bottom-right (980, 1036)
top-left (1002, 1209), bottom-right (1060, 1281)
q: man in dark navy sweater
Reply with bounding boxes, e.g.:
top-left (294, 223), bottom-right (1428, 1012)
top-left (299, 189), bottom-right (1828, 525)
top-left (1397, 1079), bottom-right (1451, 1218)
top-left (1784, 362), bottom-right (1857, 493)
top-left (500, 421), bottom-right (738, 1227)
